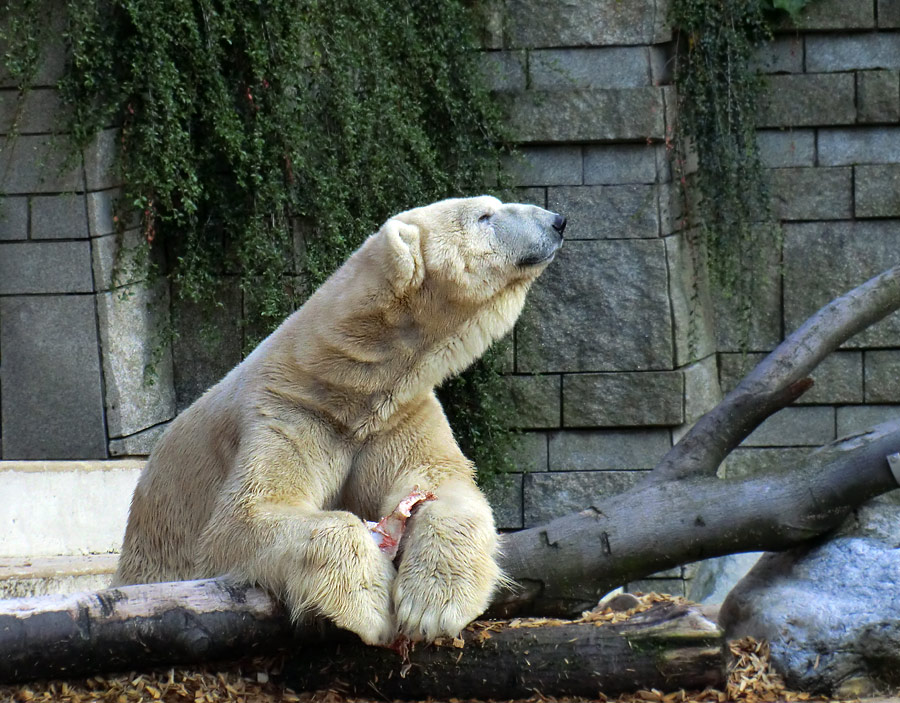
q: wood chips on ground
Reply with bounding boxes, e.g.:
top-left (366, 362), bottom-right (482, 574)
top-left (0, 594), bottom-right (856, 703)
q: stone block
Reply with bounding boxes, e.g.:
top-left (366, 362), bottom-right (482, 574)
top-left (865, 350), bottom-right (900, 402)
top-left (548, 429), bottom-right (671, 471)
top-left (719, 351), bottom-right (863, 405)
top-left (0, 135), bottom-right (83, 193)
top-left (30, 194), bottom-right (89, 239)
top-left (529, 47), bottom-right (653, 90)
top-left (720, 447), bottom-right (813, 480)
top-left (83, 129), bottom-right (121, 191)
top-left (759, 73), bottom-right (856, 128)
top-left (92, 228), bottom-right (162, 291)
top-left (583, 144), bottom-right (667, 185)
top-left (756, 130), bottom-right (815, 168)
top-left (504, 146), bottom-right (582, 186)
top-left (855, 164), bottom-right (900, 217)
top-left (109, 423), bottom-right (168, 457)
top-left (713, 228), bottom-right (782, 353)
top-left (86, 188), bottom-right (132, 237)
top-left (784, 221), bottom-right (900, 347)
top-left (478, 51), bottom-right (526, 92)
top-left (857, 69), bottom-right (900, 123)
top-left (516, 239), bottom-right (673, 372)
top-left (547, 185), bottom-right (660, 239)
top-left (0, 5), bottom-right (65, 88)
top-left (627, 578), bottom-right (684, 597)
top-left (781, 0), bottom-right (874, 30)
top-left (504, 374), bottom-right (560, 428)
top-left (650, 45), bottom-right (673, 86)
top-left (505, 88), bottom-right (666, 143)
top-left (0, 88), bottom-right (65, 135)
top-left (524, 469), bottom-right (647, 527)
top-left (0, 296), bottom-right (107, 459)
top-left (506, 0), bottom-right (670, 49)
top-left (837, 405), bottom-right (900, 437)
top-left (679, 355), bottom-right (722, 432)
top-left (820, 126), bottom-right (900, 165)
top-left (516, 430), bottom-right (550, 471)
top-left (513, 187), bottom-right (546, 207)
top-left (687, 553), bottom-right (763, 605)
top-left (0, 196), bottom-right (27, 240)
top-left (769, 167), bottom-right (852, 220)
top-left (485, 474), bottom-right (523, 529)
top-left (563, 371), bottom-right (683, 427)
top-left (742, 406), bottom-right (835, 447)
top-left (666, 232), bottom-right (716, 366)
top-left (507, 431), bottom-right (549, 472)
top-left (880, 0), bottom-right (900, 27)
top-left (0, 240), bottom-right (93, 294)
top-left (751, 36), bottom-right (803, 74)
top-left (659, 182), bottom-right (686, 235)
top-left (473, 0), bottom-right (503, 49)
top-left (97, 282), bottom-right (176, 438)
top-left (807, 33), bottom-right (900, 72)
top-left (172, 280), bottom-right (243, 411)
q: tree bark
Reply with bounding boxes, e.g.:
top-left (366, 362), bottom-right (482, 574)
top-left (286, 602), bottom-right (725, 699)
top-left (0, 578), bottom-right (298, 683)
top-left (493, 420), bottom-right (900, 616)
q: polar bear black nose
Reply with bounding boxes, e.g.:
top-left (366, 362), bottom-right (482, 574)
top-left (552, 213), bottom-right (567, 235)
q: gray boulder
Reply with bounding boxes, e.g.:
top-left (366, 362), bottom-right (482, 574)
top-left (719, 498), bottom-right (900, 697)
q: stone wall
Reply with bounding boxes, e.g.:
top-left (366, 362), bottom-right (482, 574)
top-left (1, 0), bottom-right (899, 597)
top-left (479, 0), bottom-right (900, 598)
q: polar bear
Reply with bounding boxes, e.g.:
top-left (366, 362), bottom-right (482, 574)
top-left (114, 195), bottom-right (566, 645)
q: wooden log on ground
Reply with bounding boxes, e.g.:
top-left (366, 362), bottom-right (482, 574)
top-left (286, 602), bottom-right (726, 700)
top-left (0, 578), bottom-right (298, 683)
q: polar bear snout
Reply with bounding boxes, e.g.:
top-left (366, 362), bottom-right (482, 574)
top-left (496, 204), bottom-right (565, 269)
top-left (551, 212), bottom-right (567, 235)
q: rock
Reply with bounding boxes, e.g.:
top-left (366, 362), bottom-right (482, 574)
top-left (687, 553), bottom-right (762, 605)
top-left (720, 499), bottom-right (900, 696)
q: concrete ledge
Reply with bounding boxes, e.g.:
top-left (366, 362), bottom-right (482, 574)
top-left (0, 553), bottom-right (118, 580)
top-left (0, 460), bottom-right (143, 559)
top-left (0, 460), bottom-right (144, 473)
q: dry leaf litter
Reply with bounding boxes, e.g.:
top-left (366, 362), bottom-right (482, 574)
top-left (0, 593), bottom-right (850, 703)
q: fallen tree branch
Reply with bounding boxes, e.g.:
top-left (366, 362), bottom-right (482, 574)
top-left (288, 602), bottom-right (725, 699)
top-left (494, 419), bottom-right (900, 616)
top-left (0, 579), bottom-right (298, 683)
top-left (650, 263), bottom-right (900, 483)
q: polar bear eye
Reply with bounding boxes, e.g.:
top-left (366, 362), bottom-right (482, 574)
top-left (478, 213), bottom-right (492, 224)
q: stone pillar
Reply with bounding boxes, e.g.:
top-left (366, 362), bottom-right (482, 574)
top-left (0, 12), bottom-right (176, 459)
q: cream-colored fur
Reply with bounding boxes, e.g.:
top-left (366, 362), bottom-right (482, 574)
top-left (115, 196), bottom-right (564, 645)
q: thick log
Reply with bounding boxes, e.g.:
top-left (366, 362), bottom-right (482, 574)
top-left (494, 420), bottom-right (900, 616)
top-left (0, 578), bottom-right (297, 683)
top-left (286, 602), bottom-right (726, 699)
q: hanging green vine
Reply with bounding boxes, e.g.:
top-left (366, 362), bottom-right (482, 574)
top-left (1, 0), bottom-right (516, 482)
top-left (669, 0), bottom-right (812, 342)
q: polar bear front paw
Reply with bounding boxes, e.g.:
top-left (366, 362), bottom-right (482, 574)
top-left (329, 549), bottom-right (399, 646)
top-left (393, 571), bottom-right (477, 642)
top-left (392, 537), bottom-right (500, 641)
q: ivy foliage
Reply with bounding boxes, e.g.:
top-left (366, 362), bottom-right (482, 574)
top-left (2, 0), bottom-right (517, 482)
top-left (669, 0), bottom-right (776, 333)
top-left (669, 0), bottom-right (813, 341)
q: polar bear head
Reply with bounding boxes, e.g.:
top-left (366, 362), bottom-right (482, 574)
top-left (381, 195), bottom-right (566, 304)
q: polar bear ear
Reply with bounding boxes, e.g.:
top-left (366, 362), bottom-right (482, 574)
top-left (382, 218), bottom-right (424, 296)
